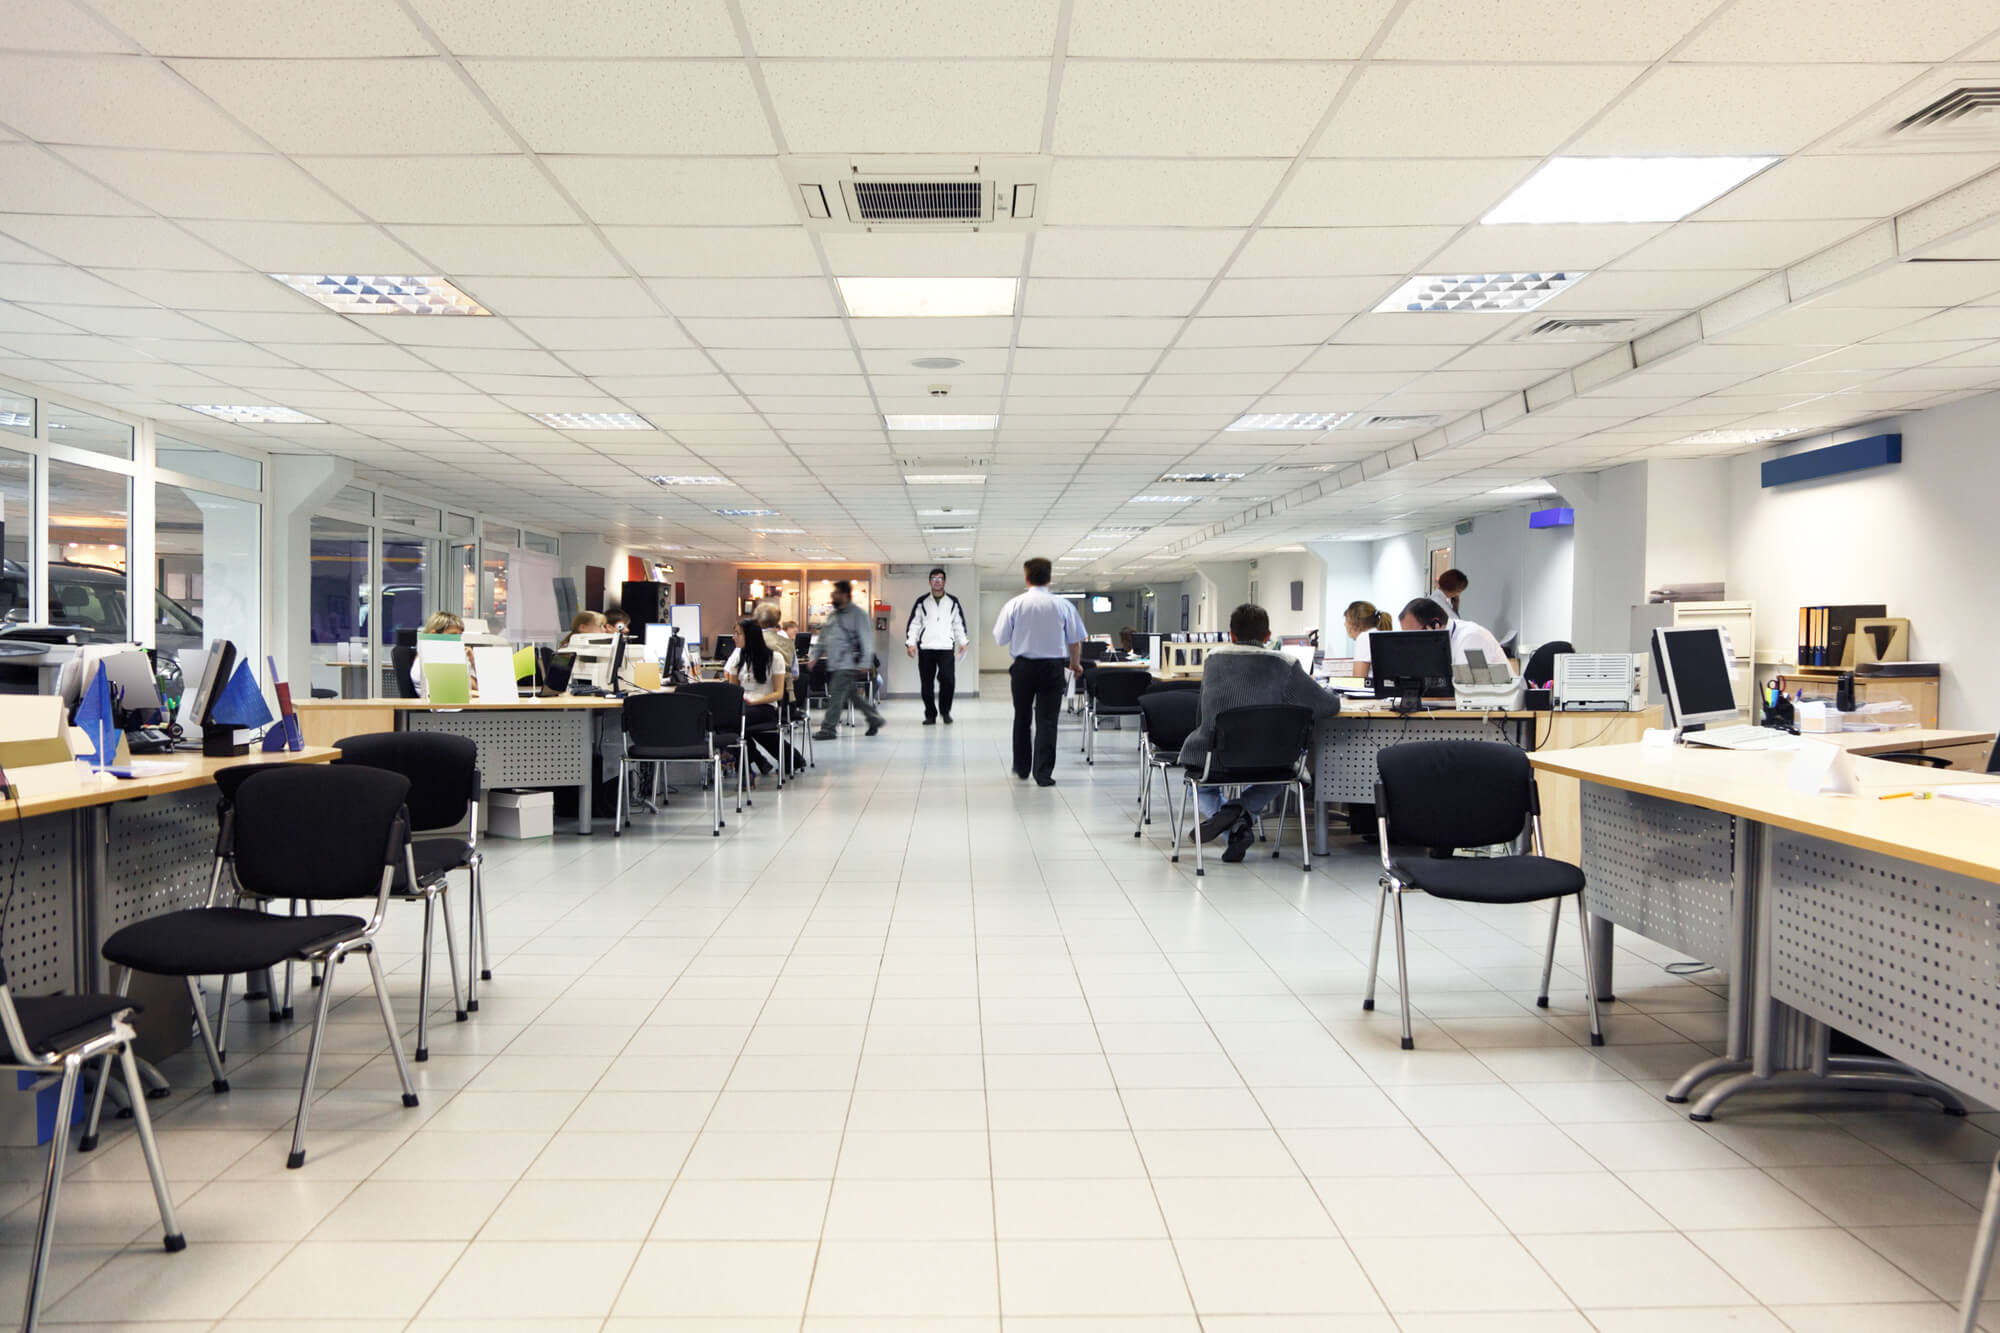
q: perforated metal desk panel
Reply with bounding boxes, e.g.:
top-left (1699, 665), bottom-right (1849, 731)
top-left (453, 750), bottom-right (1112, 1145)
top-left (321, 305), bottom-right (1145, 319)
top-left (398, 704), bottom-right (607, 834)
top-left (1309, 710), bottom-right (1532, 854)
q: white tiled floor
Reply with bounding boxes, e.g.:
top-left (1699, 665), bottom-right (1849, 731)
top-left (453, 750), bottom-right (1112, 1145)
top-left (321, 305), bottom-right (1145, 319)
top-left (8, 697), bottom-right (2000, 1330)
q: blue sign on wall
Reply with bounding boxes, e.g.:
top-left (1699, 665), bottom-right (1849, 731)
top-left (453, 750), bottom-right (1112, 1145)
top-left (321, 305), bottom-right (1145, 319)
top-left (1760, 434), bottom-right (1900, 488)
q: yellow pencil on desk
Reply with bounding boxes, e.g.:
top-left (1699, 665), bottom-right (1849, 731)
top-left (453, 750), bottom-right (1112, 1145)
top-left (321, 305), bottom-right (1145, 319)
top-left (1877, 791), bottom-right (1933, 800)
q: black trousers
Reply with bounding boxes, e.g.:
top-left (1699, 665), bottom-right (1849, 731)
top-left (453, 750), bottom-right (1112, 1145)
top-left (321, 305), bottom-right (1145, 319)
top-left (1009, 657), bottom-right (1067, 780)
top-left (918, 648), bottom-right (956, 720)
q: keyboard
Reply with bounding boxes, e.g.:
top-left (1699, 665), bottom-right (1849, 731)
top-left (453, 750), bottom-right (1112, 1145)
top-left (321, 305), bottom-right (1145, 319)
top-left (1683, 724), bottom-right (1800, 752)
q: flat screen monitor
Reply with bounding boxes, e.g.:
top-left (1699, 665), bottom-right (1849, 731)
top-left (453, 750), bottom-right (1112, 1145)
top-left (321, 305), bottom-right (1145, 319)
top-left (1368, 630), bottom-right (1453, 702)
top-left (1128, 631), bottom-right (1156, 660)
top-left (1280, 644), bottom-right (1316, 675)
top-left (97, 647), bottom-right (164, 722)
top-left (187, 639), bottom-right (236, 733)
top-left (1653, 626), bottom-right (1738, 728)
top-left (641, 623), bottom-right (674, 663)
top-left (668, 604), bottom-right (702, 655)
top-left (1089, 594), bottom-right (1113, 614)
top-left (713, 633), bottom-right (736, 662)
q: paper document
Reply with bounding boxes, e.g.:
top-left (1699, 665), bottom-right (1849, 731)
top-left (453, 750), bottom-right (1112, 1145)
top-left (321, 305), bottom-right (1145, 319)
top-left (470, 645), bottom-right (520, 703)
top-left (1936, 786), bottom-right (2000, 809)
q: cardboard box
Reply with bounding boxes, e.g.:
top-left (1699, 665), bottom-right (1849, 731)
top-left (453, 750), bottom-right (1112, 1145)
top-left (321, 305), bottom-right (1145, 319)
top-left (488, 788), bottom-right (554, 839)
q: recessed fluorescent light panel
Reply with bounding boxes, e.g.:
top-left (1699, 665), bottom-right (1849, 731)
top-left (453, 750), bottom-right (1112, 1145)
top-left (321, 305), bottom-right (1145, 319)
top-left (838, 276), bottom-right (1017, 318)
top-left (1483, 156), bottom-right (1778, 225)
top-left (1130, 495), bottom-right (1194, 504)
top-left (182, 404), bottom-right (325, 424)
top-left (1226, 413), bottom-right (1352, 431)
top-left (1676, 427), bottom-right (1803, 446)
top-left (1092, 526), bottom-right (1149, 535)
top-left (903, 474), bottom-right (986, 485)
top-left (1489, 480), bottom-right (1559, 495)
top-left (751, 526), bottom-right (804, 534)
top-left (1375, 273), bottom-right (1583, 313)
top-left (714, 507), bottom-right (780, 517)
top-left (647, 475), bottom-right (727, 486)
top-left (917, 508), bottom-right (976, 517)
top-left (270, 273), bottom-right (490, 316)
top-left (885, 414), bottom-right (998, 431)
top-left (1160, 471), bottom-right (1248, 482)
top-left (923, 525), bottom-right (975, 534)
top-left (528, 412), bottom-right (654, 430)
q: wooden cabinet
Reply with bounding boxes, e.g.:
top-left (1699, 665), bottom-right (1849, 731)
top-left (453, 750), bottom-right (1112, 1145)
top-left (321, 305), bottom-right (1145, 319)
top-left (1776, 668), bottom-right (1939, 729)
top-left (1536, 707), bottom-right (1663, 865)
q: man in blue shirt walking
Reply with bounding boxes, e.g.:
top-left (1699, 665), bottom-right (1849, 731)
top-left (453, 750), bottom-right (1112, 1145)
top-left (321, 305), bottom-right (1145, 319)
top-left (992, 557), bottom-right (1086, 786)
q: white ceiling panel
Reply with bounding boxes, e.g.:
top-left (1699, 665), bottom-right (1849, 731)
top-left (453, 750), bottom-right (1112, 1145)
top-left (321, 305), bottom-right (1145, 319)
top-left (0, 54), bottom-right (262, 150)
top-left (545, 158), bottom-right (797, 226)
top-left (89, 0), bottom-right (431, 56)
top-left (1269, 158), bottom-right (1534, 228)
top-left (604, 226), bottom-right (822, 277)
top-left (1176, 314), bottom-right (1347, 347)
top-left (1374, 0), bottom-right (1724, 61)
top-left (170, 58), bottom-right (514, 155)
top-left (1295, 343), bottom-right (1459, 372)
top-left (1016, 316), bottom-right (1181, 348)
top-left (1568, 63), bottom-right (1925, 155)
top-left (412, 346), bottom-right (572, 375)
top-left (0, 215), bottom-right (233, 269)
top-left (1022, 278), bottom-right (1207, 318)
top-left (1696, 153), bottom-right (1999, 222)
top-left (1428, 224), bottom-right (1664, 273)
top-left (54, 147), bottom-right (359, 222)
top-left (393, 226), bottom-right (624, 277)
top-left (1678, 0), bottom-right (2000, 62)
top-left (21, 303), bottom-right (220, 341)
top-left (507, 316), bottom-right (691, 350)
top-left (1047, 158), bottom-right (1289, 227)
top-left (741, 0), bottom-right (1059, 57)
top-left (1030, 228), bottom-right (1242, 279)
top-left (1321, 64), bottom-right (1644, 159)
top-left (181, 220), bottom-right (426, 273)
top-left (563, 348), bottom-right (716, 376)
top-left (1200, 276), bottom-right (1392, 316)
top-left (1822, 260), bottom-right (2000, 307)
top-left (846, 317), bottom-right (1016, 348)
top-left (301, 155), bottom-right (581, 227)
top-left (1537, 268), bottom-right (1764, 313)
top-left (1609, 219), bottom-right (1863, 271)
top-left (678, 317), bottom-right (853, 349)
top-left (1229, 226), bottom-right (1456, 278)
top-left (1055, 62), bottom-right (1346, 158)
top-left (819, 232), bottom-right (1026, 278)
top-left (649, 277), bottom-right (839, 319)
top-left (0, 144), bottom-right (148, 215)
top-left (464, 60), bottom-right (775, 156)
top-left (407, 0), bottom-right (740, 57)
top-left (1068, 0), bottom-right (1394, 59)
top-left (764, 61), bottom-right (1049, 155)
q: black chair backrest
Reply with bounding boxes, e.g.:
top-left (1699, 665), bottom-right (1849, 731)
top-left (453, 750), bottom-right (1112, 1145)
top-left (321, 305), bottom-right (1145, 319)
top-left (1093, 669), bottom-right (1154, 710)
top-left (1145, 678), bottom-right (1202, 694)
top-left (1376, 740), bottom-right (1531, 850)
top-left (1139, 690), bottom-right (1200, 751)
top-left (390, 644), bottom-right (420, 699)
top-left (332, 732), bottom-right (478, 832)
top-left (623, 691), bottom-right (712, 750)
top-left (1208, 704), bottom-right (1315, 774)
top-left (678, 680), bottom-right (745, 731)
top-left (230, 765), bottom-right (411, 902)
top-left (1522, 640), bottom-right (1574, 685)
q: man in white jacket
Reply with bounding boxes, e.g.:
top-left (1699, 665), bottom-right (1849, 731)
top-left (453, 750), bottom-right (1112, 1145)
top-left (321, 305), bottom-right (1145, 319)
top-left (906, 567), bottom-right (969, 725)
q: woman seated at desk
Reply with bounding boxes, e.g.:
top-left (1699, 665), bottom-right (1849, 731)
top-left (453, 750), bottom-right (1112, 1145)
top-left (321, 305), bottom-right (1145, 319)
top-left (559, 610), bottom-right (607, 649)
top-left (1343, 600), bottom-right (1391, 678)
top-left (724, 615), bottom-right (797, 777)
top-left (409, 611), bottom-right (463, 697)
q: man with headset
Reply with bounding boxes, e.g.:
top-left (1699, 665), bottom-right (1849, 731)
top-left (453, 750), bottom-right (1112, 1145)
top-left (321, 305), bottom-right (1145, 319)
top-left (905, 567), bottom-right (969, 725)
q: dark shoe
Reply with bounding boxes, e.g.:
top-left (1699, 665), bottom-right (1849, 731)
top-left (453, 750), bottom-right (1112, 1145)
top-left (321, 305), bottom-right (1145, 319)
top-left (942, 715), bottom-right (953, 725)
top-left (1014, 769), bottom-right (1029, 780)
top-left (865, 721), bottom-right (882, 736)
top-left (1199, 803), bottom-right (1246, 843)
top-left (923, 716), bottom-right (937, 725)
top-left (1221, 819), bottom-right (1255, 863)
top-left (1035, 775), bottom-right (1056, 787)
top-left (812, 731), bottom-right (837, 741)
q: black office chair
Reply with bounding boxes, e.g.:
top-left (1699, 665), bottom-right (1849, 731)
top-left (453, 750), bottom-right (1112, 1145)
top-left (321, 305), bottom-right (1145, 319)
top-left (1146, 679), bottom-right (1202, 693)
top-left (1135, 689), bottom-right (1200, 838)
top-left (390, 644), bottom-right (420, 699)
top-left (1086, 668), bottom-right (1154, 765)
top-left (1, 976), bottom-right (183, 1332)
top-left (1522, 639), bottom-right (1574, 686)
top-left (617, 692), bottom-right (723, 836)
top-left (1175, 704), bottom-right (1315, 877)
top-left (334, 731), bottom-right (483, 1039)
top-left (679, 681), bottom-right (750, 813)
top-left (1364, 740), bottom-right (1605, 1051)
top-left (95, 765), bottom-right (423, 1168)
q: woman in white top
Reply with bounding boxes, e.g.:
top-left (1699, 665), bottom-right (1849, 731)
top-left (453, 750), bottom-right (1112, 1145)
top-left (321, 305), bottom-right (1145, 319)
top-left (723, 615), bottom-right (793, 776)
top-left (409, 611), bottom-right (463, 697)
top-left (1343, 600), bottom-right (1391, 677)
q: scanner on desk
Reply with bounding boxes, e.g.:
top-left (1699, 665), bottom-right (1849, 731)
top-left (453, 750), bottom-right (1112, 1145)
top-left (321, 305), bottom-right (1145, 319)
top-left (1452, 650), bottom-right (1525, 711)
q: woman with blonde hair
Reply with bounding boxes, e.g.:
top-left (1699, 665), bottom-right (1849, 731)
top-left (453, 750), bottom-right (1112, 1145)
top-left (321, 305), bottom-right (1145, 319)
top-left (409, 611), bottom-right (465, 696)
top-left (1343, 600), bottom-right (1391, 677)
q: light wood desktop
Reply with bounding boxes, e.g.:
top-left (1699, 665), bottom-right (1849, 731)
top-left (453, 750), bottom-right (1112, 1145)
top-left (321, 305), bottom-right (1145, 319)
top-left (292, 695), bottom-right (623, 750)
top-left (0, 745), bottom-right (337, 822)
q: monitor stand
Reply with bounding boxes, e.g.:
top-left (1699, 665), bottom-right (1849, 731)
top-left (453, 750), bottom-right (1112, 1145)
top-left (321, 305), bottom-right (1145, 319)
top-left (202, 727), bottom-right (249, 757)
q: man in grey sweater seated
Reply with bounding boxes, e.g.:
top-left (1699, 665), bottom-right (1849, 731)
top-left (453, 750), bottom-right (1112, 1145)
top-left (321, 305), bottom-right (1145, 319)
top-left (1180, 602), bottom-right (1341, 863)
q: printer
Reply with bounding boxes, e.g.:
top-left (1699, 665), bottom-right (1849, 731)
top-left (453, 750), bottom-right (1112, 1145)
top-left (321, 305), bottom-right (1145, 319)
top-left (1553, 652), bottom-right (1644, 711)
top-left (1452, 649), bottom-right (1525, 711)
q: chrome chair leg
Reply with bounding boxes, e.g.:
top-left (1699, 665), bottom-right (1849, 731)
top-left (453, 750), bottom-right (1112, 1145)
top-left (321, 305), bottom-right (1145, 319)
top-left (81, 969), bottom-right (132, 1152)
top-left (1362, 881), bottom-right (1389, 1012)
top-left (1391, 889), bottom-right (1415, 1050)
top-left (1574, 895), bottom-right (1606, 1047)
top-left (363, 944), bottom-right (420, 1112)
top-left (1297, 779), bottom-right (1312, 870)
top-left (21, 1054), bottom-right (80, 1333)
top-left (1959, 1151), bottom-right (2000, 1333)
top-left (438, 890), bottom-right (468, 1022)
top-left (287, 947), bottom-right (341, 1169)
top-left (186, 976), bottom-right (230, 1093)
top-left (119, 1041), bottom-right (184, 1252)
top-left (1537, 897), bottom-right (1562, 1008)
top-left (1191, 779), bottom-right (1206, 878)
top-left (213, 972), bottom-right (233, 1065)
top-left (415, 897), bottom-right (436, 1062)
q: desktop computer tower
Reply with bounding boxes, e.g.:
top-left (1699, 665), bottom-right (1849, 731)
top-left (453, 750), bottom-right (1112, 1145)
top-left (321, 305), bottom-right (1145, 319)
top-left (621, 581), bottom-right (666, 626)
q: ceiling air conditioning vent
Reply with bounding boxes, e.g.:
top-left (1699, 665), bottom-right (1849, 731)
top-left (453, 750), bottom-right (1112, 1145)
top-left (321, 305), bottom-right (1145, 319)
top-left (1340, 414), bottom-right (1441, 431)
top-left (1518, 317), bottom-right (1639, 342)
top-left (853, 180), bottom-right (983, 222)
top-left (782, 155), bottom-right (1051, 232)
top-left (1887, 85), bottom-right (2000, 144)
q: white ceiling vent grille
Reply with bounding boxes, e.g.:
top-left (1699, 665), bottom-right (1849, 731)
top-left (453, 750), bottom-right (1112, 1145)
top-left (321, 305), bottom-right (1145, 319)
top-left (782, 155), bottom-right (1051, 232)
top-left (1339, 414), bottom-right (1442, 431)
top-left (1887, 85), bottom-right (2000, 144)
top-left (1517, 317), bottom-right (1639, 342)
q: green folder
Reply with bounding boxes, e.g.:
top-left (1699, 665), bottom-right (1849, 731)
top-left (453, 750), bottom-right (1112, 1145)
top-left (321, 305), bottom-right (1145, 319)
top-left (417, 633), bottom-right (471, 705)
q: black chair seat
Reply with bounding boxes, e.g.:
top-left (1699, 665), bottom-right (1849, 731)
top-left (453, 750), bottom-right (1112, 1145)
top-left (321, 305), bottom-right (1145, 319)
top-left (390, 838), bottom-right (473, 894)
top-left (630, 742), bottom-right (712, 761)
top-left (1388, 853), bottom-right (1584, 904)
top-left (1186, 763), bottom-right (1303, 785)
top-left (1097, 704), bottom-right (1143, 717)
top-left (0, 993), bottom-right (138, 1062)
top-left (104, 907), bottom-right (367, 976)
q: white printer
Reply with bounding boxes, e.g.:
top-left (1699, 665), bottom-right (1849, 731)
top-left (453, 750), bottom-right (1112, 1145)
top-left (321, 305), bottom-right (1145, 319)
top-left (1553, 652), bottom-right (1644, 711)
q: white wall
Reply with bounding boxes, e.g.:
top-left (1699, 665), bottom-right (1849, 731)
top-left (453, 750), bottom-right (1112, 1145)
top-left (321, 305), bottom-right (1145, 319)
top-left (1522, 522), bottom-right (1575, 651)
top-left (1249, 552), bottom-right (1325, 638)
top-left (1643, 458), bottom-right (1731, 592)
top-left (1725, 392), bottom-right (1997, 725)
top-left (1450, 507), bottom-right (1528, 645)
top-left (1192, 560), bottom-right (1251, 631)
top-left (878, 564), bottom-right (981, 697)
top-left (1370, 531), bottom-right (1428, 614)
top-left (271, 453), bottom-right (351, 687)
top-left (1555, 461), bottom-right (1649, 655)
top-left (1307, 542), bottom-right (1377, 650)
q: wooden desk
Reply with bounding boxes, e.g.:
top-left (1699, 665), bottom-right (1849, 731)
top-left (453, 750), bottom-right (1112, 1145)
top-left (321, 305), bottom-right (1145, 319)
top-left (294, 697), bottom-right (625, 834)
top-left (1824, 727), bottom-right (1992, 770)
top-left (1776, 667), bottom-right (1940, 728)
top-left (1529, 740), bottom-right (2000, 1130)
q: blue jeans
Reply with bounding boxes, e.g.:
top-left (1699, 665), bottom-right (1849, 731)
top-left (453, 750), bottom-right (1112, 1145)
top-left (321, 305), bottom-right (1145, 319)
top-left (1197, 784), bottom-right (1284, 821)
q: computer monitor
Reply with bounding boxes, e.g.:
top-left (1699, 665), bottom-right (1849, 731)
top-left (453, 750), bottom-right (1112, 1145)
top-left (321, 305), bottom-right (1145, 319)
top-left (1652, 626), bottom-right (1738, 729)
top-left (1128, 631), bottom-right (1156, 661)
top-left (713, 633), bottom-right (736, 663)
top-left (1280, 644), bottom-right (1316, 675)
top-left (1369, 630), bottom-right (1453, 707)
top-left (567, 633), bottom-right (623, 691)
top-left (186, 638), bottom-right (238, 752)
